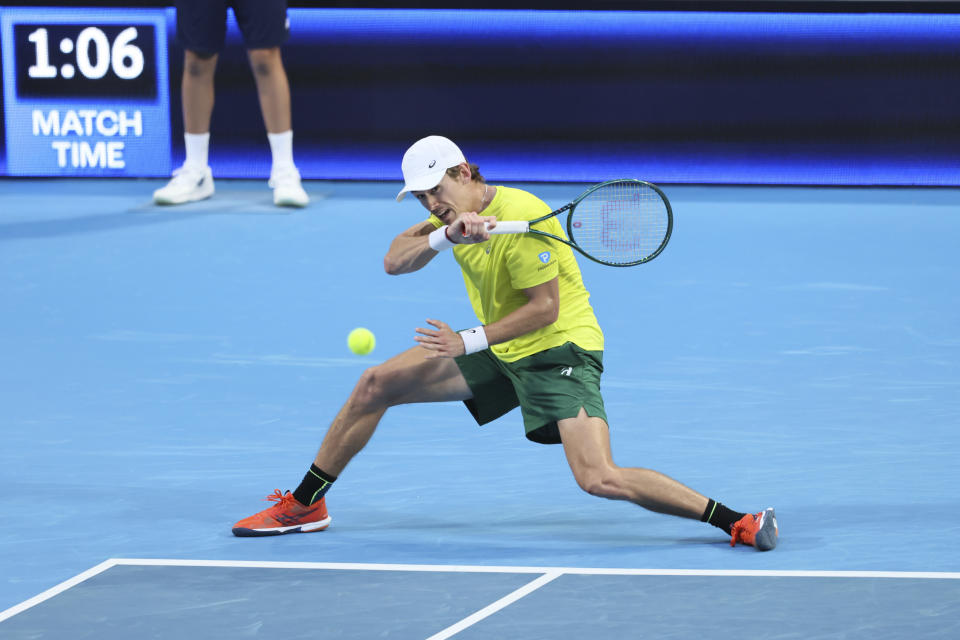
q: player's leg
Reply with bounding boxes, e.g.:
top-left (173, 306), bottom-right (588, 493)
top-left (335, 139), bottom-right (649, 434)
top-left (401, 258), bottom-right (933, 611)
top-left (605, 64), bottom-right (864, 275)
top-left (557, 413), bottom-right (778, 550)
top-left (557, 411), bottom-right (709, 518)
top-left (154, 1), bottom-right (225, 205)
top-left (232, 347), bottom-right (472, 536)
top-left (312, 346), bottom-right (473, 476)
top-left (513, 343), bottom-right (778, 550)
top-left (512, 344), bottom-right (703, 513)
top-left (234, 0), bottom-right (308, 207)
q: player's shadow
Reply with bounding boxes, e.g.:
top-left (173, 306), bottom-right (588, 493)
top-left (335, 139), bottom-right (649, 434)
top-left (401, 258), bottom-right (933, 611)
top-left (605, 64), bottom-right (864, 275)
top-left (345, 511), bottom-right (723, 549)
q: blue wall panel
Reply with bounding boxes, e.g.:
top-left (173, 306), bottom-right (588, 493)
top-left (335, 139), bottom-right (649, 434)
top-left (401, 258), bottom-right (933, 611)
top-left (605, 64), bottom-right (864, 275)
top-left (3, 8), bottom-right (959, 184)
top-left (175, 9), bottom-right (960, 185)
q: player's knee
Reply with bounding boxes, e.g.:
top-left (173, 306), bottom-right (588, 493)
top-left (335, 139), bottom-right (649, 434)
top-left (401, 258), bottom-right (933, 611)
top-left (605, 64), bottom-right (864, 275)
top-left (352, 367), bottom-right (382, 407)
top-left (352, 364), bottom-right (399, 409)
top-left (575, 469), bottom-right (627, 500)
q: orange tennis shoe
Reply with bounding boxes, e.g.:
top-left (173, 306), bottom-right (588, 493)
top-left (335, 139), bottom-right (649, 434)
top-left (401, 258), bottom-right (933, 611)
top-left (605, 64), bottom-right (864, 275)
top-left (232, 489), bottom-right (331, 537)
top-left (730, 507), bottom-right (778, 551)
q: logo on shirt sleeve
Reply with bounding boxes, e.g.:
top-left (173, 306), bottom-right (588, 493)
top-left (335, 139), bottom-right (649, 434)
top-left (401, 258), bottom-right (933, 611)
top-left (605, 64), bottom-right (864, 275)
top-left (538, 251), bottom-right (551, 263)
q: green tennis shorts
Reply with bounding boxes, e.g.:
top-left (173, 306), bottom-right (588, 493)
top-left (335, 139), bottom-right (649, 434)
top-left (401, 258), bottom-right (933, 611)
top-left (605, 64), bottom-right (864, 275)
top-left (454, 342), bottom-right (607, 445)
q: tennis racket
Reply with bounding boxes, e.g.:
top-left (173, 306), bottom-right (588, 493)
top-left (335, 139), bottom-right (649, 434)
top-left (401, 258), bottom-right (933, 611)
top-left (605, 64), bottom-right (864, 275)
top-left (488, 179), bottom-right (673, 267)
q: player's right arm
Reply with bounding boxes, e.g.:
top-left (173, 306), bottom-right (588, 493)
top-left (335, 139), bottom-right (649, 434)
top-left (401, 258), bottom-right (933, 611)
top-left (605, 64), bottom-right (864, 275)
top-left (383, 220), bottom-right (442, 275)
top-left (384, 213), bottom-right (496, 275)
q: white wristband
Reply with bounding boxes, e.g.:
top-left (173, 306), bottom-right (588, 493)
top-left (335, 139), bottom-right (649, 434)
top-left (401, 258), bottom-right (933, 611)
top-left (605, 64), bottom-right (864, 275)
top-left (458, 326), bottom-right (488, 355)
top-left (428, 226), bottom-right (456, 252)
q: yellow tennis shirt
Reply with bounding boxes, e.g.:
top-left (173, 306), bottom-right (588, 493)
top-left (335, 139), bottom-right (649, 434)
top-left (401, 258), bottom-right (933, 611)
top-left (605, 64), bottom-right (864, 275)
top-left (428, 185), bottom-right (603, 362)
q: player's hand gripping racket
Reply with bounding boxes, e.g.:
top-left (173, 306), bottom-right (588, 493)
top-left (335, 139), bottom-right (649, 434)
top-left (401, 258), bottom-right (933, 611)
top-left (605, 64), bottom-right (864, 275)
top-left (488, 179), bottom-right (673, 267)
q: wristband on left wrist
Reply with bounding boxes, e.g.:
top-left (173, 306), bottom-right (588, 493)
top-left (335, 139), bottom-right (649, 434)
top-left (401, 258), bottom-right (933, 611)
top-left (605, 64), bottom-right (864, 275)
top-left (458, 325), bottom-right (488, 354)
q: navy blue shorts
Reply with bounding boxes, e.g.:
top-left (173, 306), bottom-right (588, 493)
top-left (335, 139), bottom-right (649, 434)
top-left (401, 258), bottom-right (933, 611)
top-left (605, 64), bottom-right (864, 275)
top-left (176, 0), bottom-right (290, 54)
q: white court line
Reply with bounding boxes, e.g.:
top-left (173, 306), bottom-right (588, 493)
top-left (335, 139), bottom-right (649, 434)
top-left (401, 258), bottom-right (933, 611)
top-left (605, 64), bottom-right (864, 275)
top-left (424, 571), bottom-right (563, 640)
top-left (4, 558), bottom-right (960, 628)
top-left (109, 558), bottom-right (960, 580)
top-left (0, 559), bottom-right (118, 623)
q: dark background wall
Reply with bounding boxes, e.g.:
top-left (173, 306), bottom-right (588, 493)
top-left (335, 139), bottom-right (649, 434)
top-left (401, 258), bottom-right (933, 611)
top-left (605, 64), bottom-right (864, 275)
top-left (3, 2), bottom-right (959, 184)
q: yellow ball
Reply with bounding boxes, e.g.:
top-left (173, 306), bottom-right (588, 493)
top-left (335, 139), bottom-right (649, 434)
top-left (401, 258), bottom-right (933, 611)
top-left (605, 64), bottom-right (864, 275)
top-left (347, 327), bottom-right (375, 355)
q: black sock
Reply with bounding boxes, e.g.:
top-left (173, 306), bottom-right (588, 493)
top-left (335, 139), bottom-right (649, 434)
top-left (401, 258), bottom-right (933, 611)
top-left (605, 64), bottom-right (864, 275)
top-left (701, 499), bottom-right (747, 535)
top-left (292, 464), bottom-right (337, 506)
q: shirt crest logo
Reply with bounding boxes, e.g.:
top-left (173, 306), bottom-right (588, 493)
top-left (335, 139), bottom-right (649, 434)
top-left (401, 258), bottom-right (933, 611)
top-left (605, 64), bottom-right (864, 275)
top-left (538, 251), bottom-right (551, 263)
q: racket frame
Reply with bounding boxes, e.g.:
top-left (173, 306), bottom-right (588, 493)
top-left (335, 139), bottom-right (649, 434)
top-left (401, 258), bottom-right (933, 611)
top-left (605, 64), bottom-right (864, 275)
top-left (488, 179), bottom-right (673, 267)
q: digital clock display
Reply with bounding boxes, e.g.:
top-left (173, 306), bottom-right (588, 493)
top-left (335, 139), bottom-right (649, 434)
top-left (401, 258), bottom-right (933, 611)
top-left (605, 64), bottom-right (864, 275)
top-left (1, 7), bottom-right (171, 177)
top-left (14, 23), bottom-right (157, 99)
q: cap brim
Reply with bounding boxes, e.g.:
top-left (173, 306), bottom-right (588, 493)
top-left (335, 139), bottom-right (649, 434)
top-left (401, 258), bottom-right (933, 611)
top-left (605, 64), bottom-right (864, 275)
top-left (395, 168), bottom-right (447, 202)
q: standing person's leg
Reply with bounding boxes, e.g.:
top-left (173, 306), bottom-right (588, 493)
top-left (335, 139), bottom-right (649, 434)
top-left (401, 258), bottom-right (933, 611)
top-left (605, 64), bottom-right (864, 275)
top-left (154, 1), bottom-right (225, 205)
top-left (246, 47), bottom-right (290, 135)
top-left (558, 411), bottom-right (778, 550)
top-left (181, 50), bottom-right (218, 138)
top-left (179, 50), bottom-right (218, 180)
top-left (246, 47), bottom-right (308, 206)
top-left (232, 347), bottom-right (473, 536)
top-left (235, 0), bottom-right (309, 207)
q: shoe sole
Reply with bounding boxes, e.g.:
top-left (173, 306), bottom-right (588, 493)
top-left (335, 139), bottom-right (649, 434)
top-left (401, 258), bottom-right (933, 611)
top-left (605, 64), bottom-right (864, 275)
top-left (273, 196), bottom-right (309, 208)
top-left (232, 515), bottom-right (331, 537)
top-left (753, 508), bottom-right (778, 551)
top-left (154, 186), bottom-right (215, 205)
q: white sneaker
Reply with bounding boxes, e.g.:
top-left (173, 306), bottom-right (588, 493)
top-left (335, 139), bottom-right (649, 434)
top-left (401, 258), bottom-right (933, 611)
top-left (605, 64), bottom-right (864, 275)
top-left (269, 166), bottom-right (309, 208)
top-left (153, 165), bottom-right (214, 205)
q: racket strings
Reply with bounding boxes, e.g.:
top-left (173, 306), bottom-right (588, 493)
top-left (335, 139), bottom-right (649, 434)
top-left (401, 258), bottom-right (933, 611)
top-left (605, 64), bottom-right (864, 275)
top-left (569, 181), bottom-right (670, 265)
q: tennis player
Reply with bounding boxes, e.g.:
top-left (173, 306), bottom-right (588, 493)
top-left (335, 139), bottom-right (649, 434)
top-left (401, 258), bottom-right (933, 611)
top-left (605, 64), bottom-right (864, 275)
top-left (232, 135), bottom-right (779, 550)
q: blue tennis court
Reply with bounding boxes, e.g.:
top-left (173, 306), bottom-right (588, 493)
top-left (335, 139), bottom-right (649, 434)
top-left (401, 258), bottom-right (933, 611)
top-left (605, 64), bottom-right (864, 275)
top-left (1, 178), bottom-right (959, 638)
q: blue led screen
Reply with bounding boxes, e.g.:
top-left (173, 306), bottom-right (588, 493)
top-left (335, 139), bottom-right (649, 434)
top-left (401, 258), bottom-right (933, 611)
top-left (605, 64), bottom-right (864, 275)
top-left (2, 8), bottom-right (959, 184)
top-left (0, 8), bottom-right (171, 177)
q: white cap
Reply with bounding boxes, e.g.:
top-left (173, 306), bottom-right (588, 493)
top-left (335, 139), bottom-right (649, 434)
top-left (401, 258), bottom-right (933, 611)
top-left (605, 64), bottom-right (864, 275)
top-left (396, 135), bottom-right (466, 202)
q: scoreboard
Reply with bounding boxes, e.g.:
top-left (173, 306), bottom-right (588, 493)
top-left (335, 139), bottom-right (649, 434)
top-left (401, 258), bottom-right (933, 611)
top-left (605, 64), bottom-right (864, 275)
top-left (0, 7), bottom-right (171, 176)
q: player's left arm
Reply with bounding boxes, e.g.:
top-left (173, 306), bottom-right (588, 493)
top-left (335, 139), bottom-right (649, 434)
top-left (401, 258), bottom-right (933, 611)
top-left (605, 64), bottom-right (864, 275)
top-left (415, 277), bottom-right (559, 358)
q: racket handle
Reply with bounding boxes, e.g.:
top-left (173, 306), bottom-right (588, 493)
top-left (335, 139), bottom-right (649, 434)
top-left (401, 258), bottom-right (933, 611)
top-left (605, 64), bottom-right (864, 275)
top-left (486, 221), bottom-right (530, 235)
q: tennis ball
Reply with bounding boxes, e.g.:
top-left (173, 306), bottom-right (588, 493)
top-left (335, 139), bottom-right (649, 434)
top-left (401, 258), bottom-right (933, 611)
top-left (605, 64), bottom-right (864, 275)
top-left (347, 327), bottom-right (375, 355)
